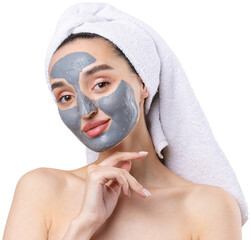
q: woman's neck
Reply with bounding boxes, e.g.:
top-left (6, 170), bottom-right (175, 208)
top-left (96, 115), bottom-right (173, 188)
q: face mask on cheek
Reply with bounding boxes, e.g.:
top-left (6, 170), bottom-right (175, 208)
top-left (50, 52), bottom-right (138, 152)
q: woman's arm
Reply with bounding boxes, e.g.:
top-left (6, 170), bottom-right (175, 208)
top-left (191, 185), bottom-right (242, 240)
top-left (3, 168), bottom-right (51, 239)
top-left (61, 218), bottom-right (99, 240)
top-left (3, 151), bottom-right (149, 239)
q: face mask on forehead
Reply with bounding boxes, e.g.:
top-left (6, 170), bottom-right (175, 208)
top-left (50, 52), bottom-right (138, 152)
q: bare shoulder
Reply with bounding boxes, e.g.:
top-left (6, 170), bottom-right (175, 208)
top-left (3, 167), bottom-right (70, 239)
top-left (20, 167), bottom-right (66, 184)
top-left (17, 167), bottom-right (77, 206)
top-left (188, 183), bottom-right (236, 201)
top-left (17, 167), bottom-right (69, 216)
top-left (187, 184), bottom-right (242, 239)
top-left (24, 167), bottom-right (69, 183)
top-left (18, 167), bottom-right (69, 198)
top-left (188, 184), bottom-right (241, 216)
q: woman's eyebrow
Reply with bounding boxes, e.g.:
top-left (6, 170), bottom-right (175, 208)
top-left (83, 64), bottom-right (114, 77)
top-left (50, 64), bottom-right (114, 90)
top-left (51, 81), bottom-right (66, 91)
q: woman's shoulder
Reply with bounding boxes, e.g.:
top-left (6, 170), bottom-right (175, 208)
top-left (19, 166), bottom-right (88, 198)
top-left (16, 167), bottom-right (70, 211)
top-left (4, 168), bottom-right (71, 238)
top-left (17, 168), bottom-right (81, 226)
top-left (18, 167), bottom-right (84, 196)
top-left (19, 167), bottom-right (68, 190)
top-left (186, 183), bottom-right (242, 238)
top-left (188, 183), bottom-right (240, 209)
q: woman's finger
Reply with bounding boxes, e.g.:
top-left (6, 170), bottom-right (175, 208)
top-left (117, 160), bottom-right (132, 172)
top-left (99, 151), bottom-right (148, 168)
top-left (88, 167), bottom-right (130, 196)
top-left (90, 166), bottom-right (149, 198)
top-left (120, 168), bottom-right (150, 197)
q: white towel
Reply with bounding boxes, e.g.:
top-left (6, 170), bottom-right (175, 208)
top-left (44, 2), bottom-right (248, 225)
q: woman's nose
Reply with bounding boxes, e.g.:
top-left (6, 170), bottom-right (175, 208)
top-left (78, 94), bottom-right (98, 119)
top-left (82, 109), bottom-right (97, 119)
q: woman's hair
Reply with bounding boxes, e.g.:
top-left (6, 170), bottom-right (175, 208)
top-left (55, 32), bottom-right (138, 76)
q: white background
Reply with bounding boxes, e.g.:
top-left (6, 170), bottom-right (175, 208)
top-left (0, 0), bottom-right (250, 238)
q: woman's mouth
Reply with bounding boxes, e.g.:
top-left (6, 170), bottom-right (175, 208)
top-left (84, 119), bottom-right (111, 137)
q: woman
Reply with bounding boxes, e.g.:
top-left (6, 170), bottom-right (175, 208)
top-left (3, 2), bottom-right (245, 240)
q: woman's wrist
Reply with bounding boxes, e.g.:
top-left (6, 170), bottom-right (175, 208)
top-left (62, 217), bottom-right (100, 240)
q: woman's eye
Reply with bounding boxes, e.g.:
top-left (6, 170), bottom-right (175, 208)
top-left (93, 81), bottom-right (110, 90)
top-left (58, 95), bottom-right (73, 103)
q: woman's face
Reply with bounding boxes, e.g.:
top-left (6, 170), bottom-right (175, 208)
top-left (48, 38), bottom-right (148, 152)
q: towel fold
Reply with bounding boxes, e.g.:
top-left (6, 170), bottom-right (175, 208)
top-left (44, 2), bottom-right (248, 225)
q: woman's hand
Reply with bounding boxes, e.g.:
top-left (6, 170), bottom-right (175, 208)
top-left (72, 151), bottom-right (151, 231)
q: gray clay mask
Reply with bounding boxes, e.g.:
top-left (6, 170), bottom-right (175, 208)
top-left (50, 52), bottom-right (138, 152)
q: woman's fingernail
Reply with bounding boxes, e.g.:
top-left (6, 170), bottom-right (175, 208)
top-left (142, 188), bottom-right (151, 197)
top-left (138, 151), bottom-right (148, 155)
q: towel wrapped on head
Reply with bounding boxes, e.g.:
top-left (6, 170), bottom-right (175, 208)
top-left (44, 2), bottom-right (248, 225)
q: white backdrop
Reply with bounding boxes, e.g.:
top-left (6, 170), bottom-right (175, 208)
top-left (0, 0), bottom-right (250, 238)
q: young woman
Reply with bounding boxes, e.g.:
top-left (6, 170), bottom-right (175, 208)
top-left (3, 3), bottom-right (244, 240)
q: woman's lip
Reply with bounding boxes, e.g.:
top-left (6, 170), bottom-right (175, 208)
top-left (83, 119), bottom-right (110, 132)
top-left (84, 119), bottom-right (111, 138)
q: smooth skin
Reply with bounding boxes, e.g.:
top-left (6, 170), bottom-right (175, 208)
top-left (3, 38), bottom-right (242, 240)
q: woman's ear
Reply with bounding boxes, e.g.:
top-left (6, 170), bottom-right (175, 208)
top-left (141, 82), bottom-right (149, 100)
top-left (137, 75), bottom-right (149, 100)
top-left (142, 85), bottom-right (149, 99)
